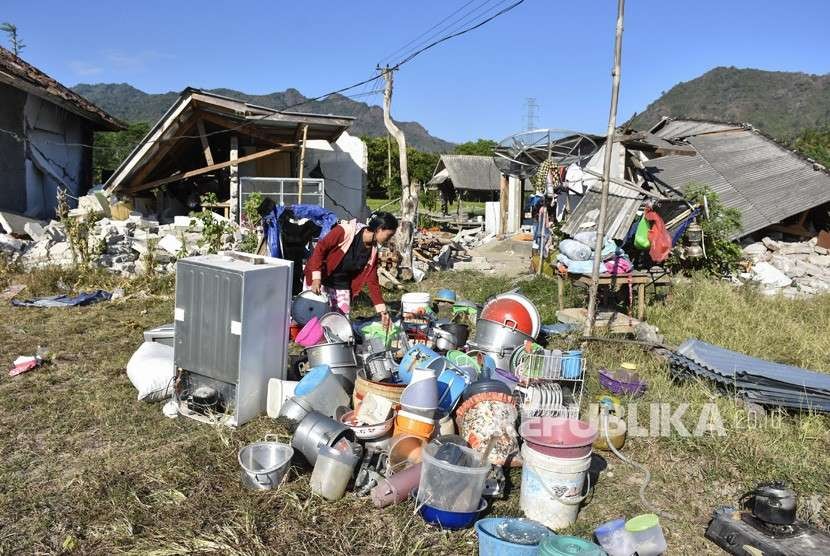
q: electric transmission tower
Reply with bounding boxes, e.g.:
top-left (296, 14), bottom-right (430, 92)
top-left (524, 97), bottom-right (539, 130)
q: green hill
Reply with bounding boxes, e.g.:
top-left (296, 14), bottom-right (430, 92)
top-left (631, 66), bottom-right (830, 139)
top-left (71, 83), bottom-right (455, 153)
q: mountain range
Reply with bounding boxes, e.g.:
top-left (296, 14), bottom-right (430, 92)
top-left (71, 83), bottom-right (456, 152)
top-left (630, 66), bottom-right (830, 139)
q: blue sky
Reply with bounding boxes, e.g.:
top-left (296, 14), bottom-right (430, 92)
top-left (4, 0), bottom-right (829, 143)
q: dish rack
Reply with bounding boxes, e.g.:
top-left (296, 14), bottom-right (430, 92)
top-left (512, 348), bottom-right (585, 419)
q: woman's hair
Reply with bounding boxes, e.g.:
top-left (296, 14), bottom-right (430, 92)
top-left (367, 211), bottom-right (399, 231)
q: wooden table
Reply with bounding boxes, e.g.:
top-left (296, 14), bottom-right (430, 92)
top-left (556, 267), bottom-right (672, 320)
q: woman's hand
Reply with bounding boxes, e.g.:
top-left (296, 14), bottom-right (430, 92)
top-left (311, 279), bottom-right (322, 295)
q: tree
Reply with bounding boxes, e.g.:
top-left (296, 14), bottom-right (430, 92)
top-left (92, 122), bottom-right (151, 183)
top-left (792, 127), bottom-right (830, 168)
top-left (1, 22), bottom-right (25, 56)
top-left (362, 135), bottom-right (440, 199)
top-left (453, 138), bottom-right (497, 156)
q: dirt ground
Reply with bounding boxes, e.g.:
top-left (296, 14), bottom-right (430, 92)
top-left (0, 267), bottom-right (828, 555)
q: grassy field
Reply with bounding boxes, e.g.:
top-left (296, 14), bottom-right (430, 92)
top-left (0, 263), bottom-right (828, 554)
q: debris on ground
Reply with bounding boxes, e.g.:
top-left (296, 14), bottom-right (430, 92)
top-left (0, 284), bottom-right (26, 301)
top-left (11, 290), bottom-right (112, 308)
top-left (739, 236), bottom-right (830, 297)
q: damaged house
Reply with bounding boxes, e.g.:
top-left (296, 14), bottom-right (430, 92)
top-left (105, 88), bottom-right (369, 223)
top-left (0, 46), bottom-right (124, 222)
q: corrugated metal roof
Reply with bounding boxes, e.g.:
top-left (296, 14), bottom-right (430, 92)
top-left (560, 191), bottom-right (641, 241)
top-left (644, 119), bottom-right (830, 238)
top-left (433, 155), bottom-right (502, 191)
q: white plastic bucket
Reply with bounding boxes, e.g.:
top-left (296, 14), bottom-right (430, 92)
top-left (519, 444), bottom-right (591, 529)
top-left (401, 292), bottom-right (431, 315)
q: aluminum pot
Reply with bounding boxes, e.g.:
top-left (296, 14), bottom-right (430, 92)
top-left (238, 439), bottom-right (294, 490)
top-left (305, 341), bottom-right (357, 368)
top-left (330, 365), bottom-right (358, 386)
top-left (365, 350), bottom-right (396, 382)
top-left (278, 396), bottom-right (313, 429)
top-left (292, 410), bottom-right (355, 466)
top-left (473, 318), bottom-right (534, 353)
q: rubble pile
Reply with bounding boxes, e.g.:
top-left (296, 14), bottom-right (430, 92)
top-left (740, 236), bottom-right (830, 297)
top-left (2, 213), bottom-right (241, 277)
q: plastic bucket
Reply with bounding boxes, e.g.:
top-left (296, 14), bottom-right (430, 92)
top-left (475, 518), bottom-right (550, 556)
top-left (519, 444), bottom-right (591, 530)
top-left (398, 345), bottom-right (441, 383)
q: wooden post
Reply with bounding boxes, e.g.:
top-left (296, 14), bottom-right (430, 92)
top-left (499, 174), bottom-right (509, 236)
top-left (196, 119), bottom-right (214, 165)
top-left (229, 136), bottom-right (239, 222)
top-left (297, 124), bottom-right (308, 203)
top-left (381, 66), bottom-right (415, 274)
top-left (585, 0), bottom-right (625, 337)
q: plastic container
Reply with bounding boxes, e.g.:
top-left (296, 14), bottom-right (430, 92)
top-left (595, 518), bottom-right (636, 556)
top-left (310, 444), bottom-right (358, 501)
top-left (339, 409), bottom-right (394, 440)
top-left (401, 292), bottom-right (431, 315)
top-left (371, 463), bottom-right (422, 508)
top-left (593, 414), bottom-right (627, 451)
top-left (475, 517), bottom-right (550, 556)
top-left (432, 410), bottom-right (456, 438)
top-left (561, 350), bottom-right (583, 379)
top-left (447, 350), bottom-right (480, 372)
top-left (296, 316), bottom-right (324, 347)
top-left (462, 379), bottom-right (511, 402)
top-left (538, 535), bottom-right (605, 556)
top-left (398, 345), bottom-right (442, 383)
top-left (436, 367), bottom-right (471, 412)
top-left (419, 496), bottom-right (488, 530)
top-left (294, 365), bottom-right (350, 418)
top-left (519, 444), bottom-right (591, 530)
top-left (418, 441), bottom-right (489, 513)
top-left (400, 369), bottom-right (438, 411)
top-left (353, 373), bottom-right (406, 408)
top-left (520, 417), bottom-right (597, 458)
top-left (266, 378), bottom-right (299, 418)
top-left (395, 410), bottom-right (435, 439)
top-left (388, 434), bottom-right (425, 472)
top-left (598, 368), bottom-right (647, 396)
top-left (624, 514), bottom-right (667, 556)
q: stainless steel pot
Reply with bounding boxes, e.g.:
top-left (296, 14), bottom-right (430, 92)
top-left (472, 318), bottom-right (534, 353)
top-left (292, 410), bottom-right (355, 465)
top-left (305, 341), bottom-right (357, 368)
top-left (238, 439), bottom-right (294, 490)
top-left (365, 350), bottom-right (396, 382)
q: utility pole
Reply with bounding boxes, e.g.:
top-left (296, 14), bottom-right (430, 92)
top-left (585, 0), bottom-right (625, 337)
top-left (380, 65), bottom-right (415, 277)
top-left (386, 134), bottom-right (393, 199)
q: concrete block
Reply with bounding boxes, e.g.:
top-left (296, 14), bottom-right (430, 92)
top-left (777, 242), bottom-right (812, 256)
top-left (23, 222), bottom-right (46, 242)
top-left (0, 211), bottom-right (44, 236)
top-left (158, 235), bottom-right (183, 255)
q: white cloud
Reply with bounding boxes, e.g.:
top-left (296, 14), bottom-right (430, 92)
top-left (68, 60), bottom-right (104, 77)
top-left (103, 49), bottom-right (175, 72)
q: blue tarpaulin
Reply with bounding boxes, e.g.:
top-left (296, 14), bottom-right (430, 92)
top-left (263, 204), bottom-right (337, 258)
top-left (12, 290), bottom-right (112, 308)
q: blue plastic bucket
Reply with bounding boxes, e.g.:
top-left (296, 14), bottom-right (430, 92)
top-left (398, 345), bottom-right (441, 383)
top-left (561, 350), bottom-right (583, 379)
top-left (476, 517), bottom-right (548, 556)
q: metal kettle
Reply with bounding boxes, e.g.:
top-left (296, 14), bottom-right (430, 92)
top-left (741, 481), bottom-right (798, 525)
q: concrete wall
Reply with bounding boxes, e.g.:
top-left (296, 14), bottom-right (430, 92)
top-left (304, 131), bottom-right (368, 220)
top-left (0, 83), bottom-right (27, 214)
top-left (23, 95), bottom-right (90, 218)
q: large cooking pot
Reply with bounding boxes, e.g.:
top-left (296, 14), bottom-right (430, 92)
top-left (473, 317), bottom-right (535, 353)
top-left (480, 298), bottom-right (534, 336)
top-left (305, 341), bottom-right (357, 368)
top-left (741, 482), bottom-right (798, 525)
top-left (438, 323), bottom-right (469, 347)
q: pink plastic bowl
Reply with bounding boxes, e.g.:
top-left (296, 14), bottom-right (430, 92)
top-left (519, 417), bottom-right (598, 458)
top-left (295, 316), bottom-right (323, 347)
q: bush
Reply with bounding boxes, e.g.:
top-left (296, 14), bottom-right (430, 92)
top-left (668, 184), bottom-right (742, 276)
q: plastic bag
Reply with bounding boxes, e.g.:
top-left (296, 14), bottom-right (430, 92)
top-left (559, 239), bottom-right (593, 261)
top-left (644, 208), bottom-right (672, 263)
top-left (634, 216), bottom-right (651, 249)
top-left (126, 341), bottom-right (175, 402)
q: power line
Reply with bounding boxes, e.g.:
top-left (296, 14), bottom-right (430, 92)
top-left (384, 0), bottom-right (512, 66)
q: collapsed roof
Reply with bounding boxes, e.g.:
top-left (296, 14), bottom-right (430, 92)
top-left (644, 118), bottom-right (830, 238)
top-left (105, 88), bottom-right (354, 194)
top-left (0, 46), bottom-right (124, 131)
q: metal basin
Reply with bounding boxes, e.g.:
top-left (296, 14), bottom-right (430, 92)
top-left (305, 341), bottom-right (357, 368)
top-left (473, 318), bottom-right (535, 353)
top-left (238, 441), bottom-right (294, 490)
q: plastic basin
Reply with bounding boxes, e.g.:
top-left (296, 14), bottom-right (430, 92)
top-left (520, 417), bottom-right (597, 458)
top-left (476, 517), bottom-right (550, 556)
top-left (418, 497), bottom-right (487, 530)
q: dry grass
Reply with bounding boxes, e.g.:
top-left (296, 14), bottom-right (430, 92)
top-left (0, 265), bottom-right (828, 554)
